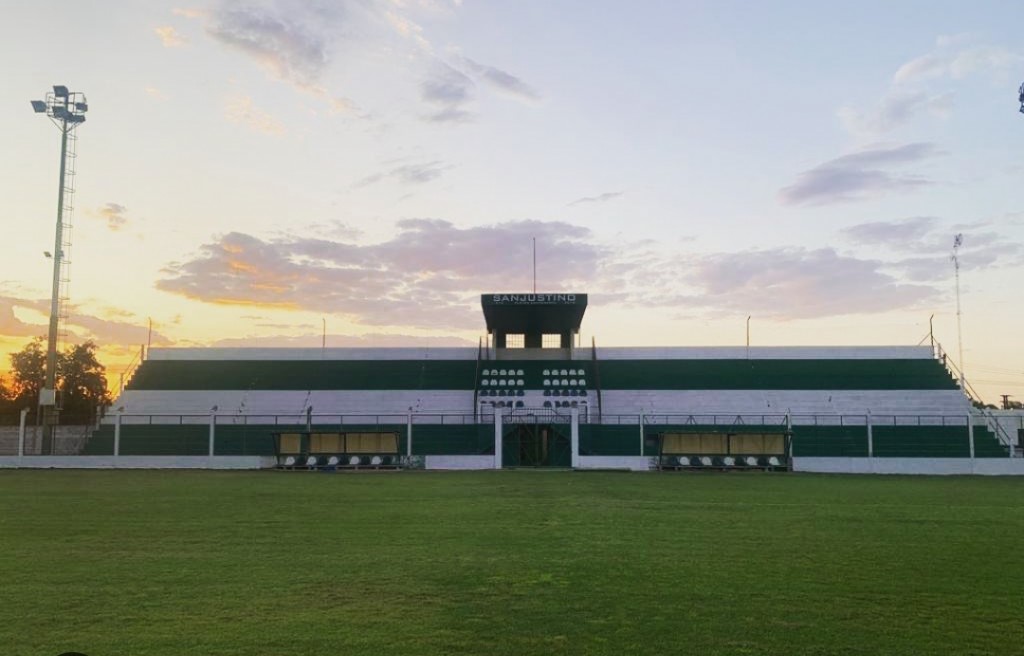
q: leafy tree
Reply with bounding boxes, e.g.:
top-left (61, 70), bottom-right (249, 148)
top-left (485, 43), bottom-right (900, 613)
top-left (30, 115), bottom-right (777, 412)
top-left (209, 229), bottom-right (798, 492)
top-left (8, 337), bottom-right (46, 411)
top-left (6, 338), bottom-right (110, 422)
top-left (60, 341), bottom-right (111, 418)
top-left (0, 374), bottom-right (12, 419)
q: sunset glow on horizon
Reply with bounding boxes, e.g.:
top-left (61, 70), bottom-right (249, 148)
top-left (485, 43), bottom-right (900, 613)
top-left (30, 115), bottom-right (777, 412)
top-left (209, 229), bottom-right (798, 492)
top-left (2, 1), bottom-right (1022, 402)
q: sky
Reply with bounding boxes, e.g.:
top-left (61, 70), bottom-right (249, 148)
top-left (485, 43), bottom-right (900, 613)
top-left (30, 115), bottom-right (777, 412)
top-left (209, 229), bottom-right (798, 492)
top-left (1, 0), bottom-right (1023, 402)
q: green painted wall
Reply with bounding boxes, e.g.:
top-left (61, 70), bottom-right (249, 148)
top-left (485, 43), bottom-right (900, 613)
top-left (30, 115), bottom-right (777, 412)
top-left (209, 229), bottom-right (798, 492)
top-left (84, 420), bottom-right (1006, 458)
top-left (129, 360), bottom-right (478, 391)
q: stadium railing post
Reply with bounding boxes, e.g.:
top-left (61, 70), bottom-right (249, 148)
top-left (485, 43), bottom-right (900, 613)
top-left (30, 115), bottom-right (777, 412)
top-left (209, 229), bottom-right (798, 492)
top-left (967, 414), bottom-right (975, 459)
top-left (638, 411), bottom-right (644, 457)
top-left (570, 408), bottom-right (580, 469)
top-left (866, 411), bottom-right (873, 458)
top-left (18, 407), bottom-right (28, 458)
top-left (114, 411), bottom-right (122, 457)
top-left (208, 413), bottom-right (216, 457)
top-left (493, 409), bottom-right (503, 469)
top-left (406, 413), bottom-right (413, 457)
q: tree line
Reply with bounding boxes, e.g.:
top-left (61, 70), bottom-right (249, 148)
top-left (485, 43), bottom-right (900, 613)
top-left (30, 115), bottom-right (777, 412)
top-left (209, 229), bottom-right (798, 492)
top-left (0, 338), bottom-right (111, 424)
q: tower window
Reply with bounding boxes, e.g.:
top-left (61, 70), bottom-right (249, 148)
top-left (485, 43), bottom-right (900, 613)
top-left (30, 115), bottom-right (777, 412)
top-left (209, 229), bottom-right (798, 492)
top-left (505, 334), bottom-right (525, 348)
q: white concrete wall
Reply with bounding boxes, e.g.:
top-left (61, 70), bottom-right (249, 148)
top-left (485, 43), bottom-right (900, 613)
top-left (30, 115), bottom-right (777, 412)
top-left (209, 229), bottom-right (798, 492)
top-left (601, 389), bottom-right (970, 417)
top-left (111, 390), bottom-right (475, 420)
top-left (794, 457), bottom-right (1024, 475)
top-left (149, 347), bottom-right (477, 361)
top-left (0, 456), bottom-right (273, 469)
top-left (577, 456), bottom-right (653, 471)
top-left (576, 346), bottom-right (934, 360)
top-left (149, 345), bottom-right (932, 362)
top-left (424, 455), bottom-right (496, 470)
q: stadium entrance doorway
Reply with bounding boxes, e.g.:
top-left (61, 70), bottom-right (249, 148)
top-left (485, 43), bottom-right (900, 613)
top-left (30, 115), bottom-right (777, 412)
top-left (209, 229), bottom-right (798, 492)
top-left (502, 423), bottom-right (572, 467)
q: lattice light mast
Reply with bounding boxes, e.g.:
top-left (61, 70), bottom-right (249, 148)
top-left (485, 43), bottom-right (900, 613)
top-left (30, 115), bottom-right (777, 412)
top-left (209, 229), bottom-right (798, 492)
top-left (31, 85), bottom-right (87, 454)
top-left (951, 233), bottom-right (965, 392)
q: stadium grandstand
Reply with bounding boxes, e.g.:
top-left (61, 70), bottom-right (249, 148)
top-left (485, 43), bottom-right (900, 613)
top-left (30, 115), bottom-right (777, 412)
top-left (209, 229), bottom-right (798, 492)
top-left (77, 292), bottom-right (1019, 472)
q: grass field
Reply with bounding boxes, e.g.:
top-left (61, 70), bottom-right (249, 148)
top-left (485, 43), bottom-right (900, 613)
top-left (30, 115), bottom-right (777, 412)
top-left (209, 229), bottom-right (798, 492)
top-left (1, 471), bottom-right (1022, 655)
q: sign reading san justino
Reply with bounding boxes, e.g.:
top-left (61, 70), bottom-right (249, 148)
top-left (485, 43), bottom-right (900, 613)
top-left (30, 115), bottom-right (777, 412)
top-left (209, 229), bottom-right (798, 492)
top-left (487, 293), bottom-right (581, 304)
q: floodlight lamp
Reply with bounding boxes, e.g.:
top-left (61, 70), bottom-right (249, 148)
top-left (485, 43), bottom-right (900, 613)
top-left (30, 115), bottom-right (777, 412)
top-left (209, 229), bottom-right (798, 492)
top-left (31, 100), bottom-right (47, 113)
top-left (75, 102), bottom-right (88, 112)
top-left (53, 85), bottom-right (69, 97)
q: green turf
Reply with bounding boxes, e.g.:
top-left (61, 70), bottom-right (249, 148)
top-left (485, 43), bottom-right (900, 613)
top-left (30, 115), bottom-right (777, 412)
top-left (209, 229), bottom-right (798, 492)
top-left (1, 471), bottom-right (1022, 656)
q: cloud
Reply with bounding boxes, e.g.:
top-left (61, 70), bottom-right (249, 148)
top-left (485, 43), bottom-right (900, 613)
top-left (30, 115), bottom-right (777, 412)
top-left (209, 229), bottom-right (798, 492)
top-left (417, 57), bottom-right (540, 121)
top-left (839, 90), bottom-right (953, 136)
top-left (840, 40), bottom-right (1023, 137)
top-left (156, 220), bottom-right (606, 329)
top-left (202, 1), bottom-right (361, 113)
top-left (420, 62), bottom-right (476, 122)
top-left (779, 143), bottom-right (940, 206)
top-left (568, 191), bottom-right (624, 207)
top-left (206, 1), bottom-right (340, 87)
top-left (154, 25), bottom-right (187, 47)
top-left (156, 216), bottom-right (969, 327)
top-left (840, 218), bottom-right (1023, 281)
top-left (173, 7), bottom-right (206, 19)
top-left (224, 95), bottom-right (286, 135)
top-left (68, 314), bottom-right (171, 347)
top-left (459, 57), bottom-right (540, 102)
top-left (92, 203), bottom-right (130, 232)
top-left (0, 293), bottom-right (170, 348)
top-left (0, 297), bottom-right (43, 338)
top-left (357, 161), bottom-right (449, 187)
top-left (894, 45), bottom-right (1022, 85)
top-left (675, 248), bottom-right (940, 318)
top-left (890, 235), bottom-right (1023, 281)
top-left (841, 216), bottom-right (939, 245)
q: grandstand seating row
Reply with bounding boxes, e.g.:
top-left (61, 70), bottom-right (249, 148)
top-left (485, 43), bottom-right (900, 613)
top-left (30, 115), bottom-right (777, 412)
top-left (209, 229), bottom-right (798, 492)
top-left (127, 353), bottom-right (958, 392)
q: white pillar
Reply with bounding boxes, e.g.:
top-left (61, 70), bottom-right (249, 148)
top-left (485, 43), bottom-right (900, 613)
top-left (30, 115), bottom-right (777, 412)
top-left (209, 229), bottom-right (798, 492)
top-left (967, 414), bottom-right (975, 459)
top-left (208, 413), bottom-right (216, 457)
top-left (866, 411), bottom-right (873, 458)
top-left (18, 408), bottom-right (29, 458)
top-left (639, 411), bottom-right (645, 456)
top-left (493, 409), bottom-right (503, 469)
top-left (570, 408), bottom-right (580, 469)
top-left (114, 411), bottom-right (122, 457)
top-left (786, 410), bottom-right (793, 460)
top-left (406, 413), bottom-right (413, 457)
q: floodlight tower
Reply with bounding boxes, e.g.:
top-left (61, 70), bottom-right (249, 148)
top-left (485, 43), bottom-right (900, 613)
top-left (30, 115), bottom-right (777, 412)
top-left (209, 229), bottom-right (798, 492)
top-left (30, 85), bottom-right (88, 454)
top-left (951, 234), bottom-right (965, 392)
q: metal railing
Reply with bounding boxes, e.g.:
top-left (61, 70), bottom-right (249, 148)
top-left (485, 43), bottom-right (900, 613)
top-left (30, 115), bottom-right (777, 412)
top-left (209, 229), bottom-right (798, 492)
top-left (113, 344), bottom-right (146, 399)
